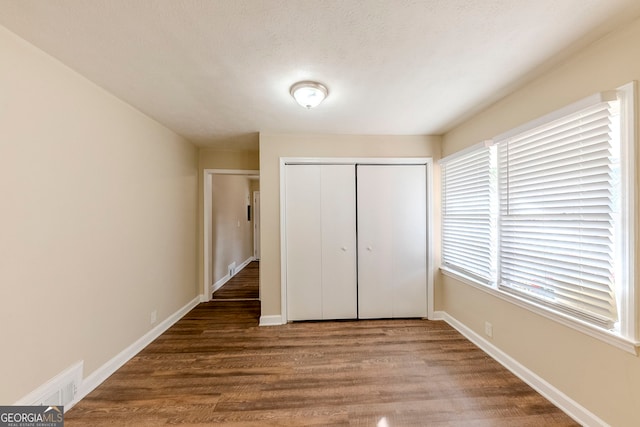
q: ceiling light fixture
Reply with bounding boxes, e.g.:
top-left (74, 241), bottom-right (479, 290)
top-left (290, 81), bottom-right (329, 109)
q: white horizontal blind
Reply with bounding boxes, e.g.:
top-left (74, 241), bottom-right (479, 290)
top-left (497, 100), bottom-right (619, 328)
top-left (441, 145), bottom-right (495, 283)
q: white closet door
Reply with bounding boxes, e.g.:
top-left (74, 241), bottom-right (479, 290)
top-left (285, 165), bottom-right (322, 320)
top-left (320, 165), bottom-right (357, 319)
top-left (285, 164), bottom-right (357, 320)
top-left (357, 165), bottom-right (427, 318)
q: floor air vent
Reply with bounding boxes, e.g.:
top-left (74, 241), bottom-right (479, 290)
top-left (30, 361), bottom-right (83, 409)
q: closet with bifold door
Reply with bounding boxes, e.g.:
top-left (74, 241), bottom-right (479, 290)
top-left (284, 161), bottom-right (427, 321)
top-left (285, 164), bottom-right (358, 321)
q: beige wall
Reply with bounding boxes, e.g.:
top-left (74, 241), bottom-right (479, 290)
top-left (197, 148), bottom-right (259, 294)
top-left (258, 133), bottom-right (441, 317)
top-left (441, 16), bottom-right (640, 426)
top-left (211, 175), bottom-right (253, 283)
top-left (0, 25), bottom-right (198, 404)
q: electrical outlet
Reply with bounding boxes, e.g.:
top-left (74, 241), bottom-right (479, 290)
top-left (484, 321), bottom-right (493, 338)
top-left (151, 310), bottom-right (157, 324)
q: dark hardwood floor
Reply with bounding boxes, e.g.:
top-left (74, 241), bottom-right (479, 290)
top-left (212, 261), bottom-right (259, 300)
top-left (66, 263), bottom-right (577, 426)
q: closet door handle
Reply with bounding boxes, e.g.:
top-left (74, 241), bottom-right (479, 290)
top-left (341, 246), bottom-right (348, 252)
top-left (366, 246), bottom-right (372, 251)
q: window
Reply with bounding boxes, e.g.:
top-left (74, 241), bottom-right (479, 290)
top-left (440, 83), bottom-right (636, 345)
top-left (497, 93), bottom-right (619, 328)
top-left (441, 142), bottom-right (496, 283)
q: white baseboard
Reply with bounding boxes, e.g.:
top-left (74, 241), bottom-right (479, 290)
top-left (211, 256), bottom-right (255, 293)
top-left (259, 315), bottom-right (284, 326)
top-left (237, 256), bottom-right (255, 272)
top-left (74, 295), bottom-right (201, 409)
top-left (436, 311), bottom-right (606, 427)
top-left (431, 310), bottom-right (446, 321)
top-left (14, 360), bottom-right (83, 409)
top-left (212, 273), bottom-right (231, 293)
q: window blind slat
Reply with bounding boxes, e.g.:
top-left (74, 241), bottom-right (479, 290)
top-left (507, 124), bottom-right (611, 161)
top-left (504, 104), bottom-right (611, 148)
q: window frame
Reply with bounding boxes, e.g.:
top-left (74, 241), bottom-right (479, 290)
top-left (439, 82), bottom-right (638, 353)
top-left (496, 94), bottom-right (619, 329)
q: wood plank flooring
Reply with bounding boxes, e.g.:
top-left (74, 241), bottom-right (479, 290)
top-left (212, 261), bottom-right (259, 300)
top-left (66, 298), bottom-right (577, 426)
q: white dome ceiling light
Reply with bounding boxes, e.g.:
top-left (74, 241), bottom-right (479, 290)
top-left (290, 81), bottom-right (329, 109)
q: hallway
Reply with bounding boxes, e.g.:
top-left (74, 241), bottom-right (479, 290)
top-left (212, 261), bottom-right (259, 300)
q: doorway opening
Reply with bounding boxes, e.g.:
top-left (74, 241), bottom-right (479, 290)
top-left (203, 169), bottom-right (260, 301)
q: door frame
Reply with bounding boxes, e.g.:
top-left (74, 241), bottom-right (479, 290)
top-left (279, 157), bottom-right (434, 323)
top-left (253, 191), bottom-right (261, 260)
top-left (203, 168), bottom-right (259, 299)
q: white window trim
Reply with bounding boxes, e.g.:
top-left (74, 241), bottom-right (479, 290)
top-left (440, 82), bottom-right (639, 354)
top-left (617, 81), bottom-right (636, 341)
top-left (441, 267), bottom-right (639, 354)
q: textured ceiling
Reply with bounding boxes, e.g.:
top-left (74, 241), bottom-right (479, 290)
top-left (1, 0), bottom-right (640, 150)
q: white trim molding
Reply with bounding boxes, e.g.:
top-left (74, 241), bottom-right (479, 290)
top-left (434, 310), bottom-right (607, 427)
top-left (14, 360), bottom-right (83, 410)
top-left (425, 158), bottom-right (435, 319)
top-left (259, 315), bottom-right (284, 326)
top-left (617, 81), bottom-right (637, 341)
top-left (279, 157), bottom-right (434, 324)
top-left (212, 256), bottom-right (255, 293)
top-left (203, 169), bottom-right (259, 300)
top-left (212, 273), bottom-right (231, 293)
top-left (237, 256), bottom-right (255, 276)
top-left (441, 268), bottom-right (639, 354)
top-left (75, 295), bottom-right (201, 408)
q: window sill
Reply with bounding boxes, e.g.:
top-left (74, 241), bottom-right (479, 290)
top-left (440, 267), bottom-right (640, 355)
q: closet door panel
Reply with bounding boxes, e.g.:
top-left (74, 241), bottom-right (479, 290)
top-left (357, 166), bottom-right (394, 318)
top-left (390, 165), bottom-right (427, 317)
top-left (357, 165), bottom-right (427, 318)
top-left (321, 165), bottom-right (358, 319)
top-left (285, 165), bottom-right (322, 320)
